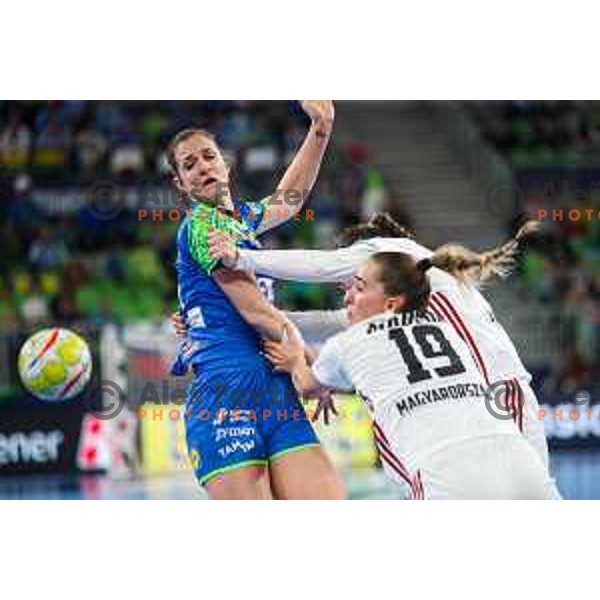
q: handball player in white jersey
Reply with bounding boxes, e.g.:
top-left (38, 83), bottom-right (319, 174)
top-left (262, 250), bottom-right (554, 499)
top-left (208, 213), bottom-right (560, 498)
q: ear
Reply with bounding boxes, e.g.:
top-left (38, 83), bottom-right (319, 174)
top-left (384, 295), bottom-right (407, 313)
top-left (173, 174), bottom-right (184, 192)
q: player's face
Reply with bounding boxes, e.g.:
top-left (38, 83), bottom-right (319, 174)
top-left (173, 134), bottom-right (230, 205)
top-left (344, 261), bottom-right (389, 324)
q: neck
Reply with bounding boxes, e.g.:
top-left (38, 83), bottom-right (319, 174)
top-left (186, 187), bottom-right (235, 211)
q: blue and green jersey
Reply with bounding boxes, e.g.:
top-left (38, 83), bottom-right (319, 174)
top-left (172, 200), bottom-right (275, 376)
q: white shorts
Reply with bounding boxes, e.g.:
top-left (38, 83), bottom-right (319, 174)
top-left (514, 379), bottom-right (562, 499)
top-left (518, 381), bottom-right (549, 463)
top-left (411, 433), bottom-right (556, 500)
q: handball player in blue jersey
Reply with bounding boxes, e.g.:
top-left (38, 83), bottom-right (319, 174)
top-left (167, 101), bottom-right (344, 499)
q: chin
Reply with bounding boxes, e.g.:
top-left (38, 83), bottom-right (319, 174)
top-left (347, 310), bottom-right (359, 325)
top-left (189, 185), bottom-right (226, 205)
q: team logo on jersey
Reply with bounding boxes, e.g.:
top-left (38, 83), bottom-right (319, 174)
top-left (189, 449), bottom-right (201, 471)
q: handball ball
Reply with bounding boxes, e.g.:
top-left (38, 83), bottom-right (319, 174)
top-left (18, 328), bottom-right (92, 401)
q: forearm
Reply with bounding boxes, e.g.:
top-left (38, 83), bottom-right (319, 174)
top-left (258, 118), bottom-right (333, 233)
top-left (278, 120), bottom-right (332, 203)
top-left (235, 246), bottom-right (368, 282)
top-left (248, 308), bottom-right (290, 342)
top-left (214, 268), bottom-right (290, 342)
top-left (290, 361), bottom-right (323, 397)
top-left (286, 309), bottom-right (349, 347)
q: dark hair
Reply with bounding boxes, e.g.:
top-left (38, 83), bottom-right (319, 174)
top-left (369, 252), bottom-right (431, 313)
top-left (165, 128), bottom-right (238, 210)
top-left (336, 212), bottom-right (413, 247)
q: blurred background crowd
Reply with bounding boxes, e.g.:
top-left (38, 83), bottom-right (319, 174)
top-left (467, 101), bottom-right (600, 396)
top-left (1, 100), bottom-right (599, 401)
top-left (0, 101), bottom-right (409, 333)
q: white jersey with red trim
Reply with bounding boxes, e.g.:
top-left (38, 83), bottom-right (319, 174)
top-left (234, 237), bottom-right (558, 481)
top-left (311, 310), bottom-right (547, 499)
top-left (360, 238), bottom-right (531, 386)
top-left (237, 237), bottom-right (531, 386)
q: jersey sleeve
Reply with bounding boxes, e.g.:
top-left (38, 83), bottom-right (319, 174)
top-left (312, 334), bottom-right (353, 391)
top-left (235, 243), bottom-right (374, 282)
top-left (188, 204), bottom-right (246, 275)
top-left (238, 199), bottom-right (267, 234)
top-left (370, 237), bottom-right (433, 260)
top-left (286, 309), bottom-right (349, 347)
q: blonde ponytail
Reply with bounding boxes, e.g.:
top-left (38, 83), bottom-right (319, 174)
top-left (429, 220), bottom-right (540, 285)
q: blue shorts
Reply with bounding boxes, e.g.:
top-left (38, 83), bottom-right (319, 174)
top-left (184, 362), bottom-right (320, 485)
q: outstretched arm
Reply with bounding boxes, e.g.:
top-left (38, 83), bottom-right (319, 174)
top-left (208, 230), bottom-right (373, 282)
top-left (256, 101), bottom-right (334, 234)
top-left (285, 309), bottom-right (349, 346)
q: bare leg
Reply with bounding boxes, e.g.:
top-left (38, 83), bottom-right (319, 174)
top-left (269, 446), bottom-right (345, 500)
top-left (204, 465), bottom-right (273, 500)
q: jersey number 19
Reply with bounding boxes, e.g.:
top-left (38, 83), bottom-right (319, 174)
top-left (389, 325), bottom-right (466, 384)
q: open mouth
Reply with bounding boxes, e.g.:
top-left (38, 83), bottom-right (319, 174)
top-left (202, 177), bottom-right (218, 189)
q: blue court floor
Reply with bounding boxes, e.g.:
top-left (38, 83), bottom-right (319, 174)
top-left (0, 469), bottom-right (402, 500)
top-left (0, 450), bottom-right (595, 499)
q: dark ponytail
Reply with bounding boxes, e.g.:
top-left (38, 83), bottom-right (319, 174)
top-left (337, 212), bottom-right (413, 247)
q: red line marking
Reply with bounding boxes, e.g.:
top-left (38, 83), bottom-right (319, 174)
top-left (29, 329), bottom-right (60, 370)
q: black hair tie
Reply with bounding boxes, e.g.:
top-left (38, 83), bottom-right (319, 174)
top-left (417, 258), bottom-right (433, 272)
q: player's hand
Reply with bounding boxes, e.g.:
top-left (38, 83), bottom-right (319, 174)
top-left (208, 229), bottom-right (239, 268)
top-left (263, 324), bottom-right (305, 373)
top-left (300, 101), bottom-right (334, 135)
top-left (310, 387), bottom-right (339, 426)
top-left (171, 311), bottom-right (187, 337)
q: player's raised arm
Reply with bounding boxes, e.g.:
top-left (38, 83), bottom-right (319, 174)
top-left (256, 101), bottom-right (334, 234)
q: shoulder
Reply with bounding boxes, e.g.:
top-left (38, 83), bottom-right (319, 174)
top-left (237, 199), bottom-right (267, 232)
top-left (322, 323), bottom-right (359, 357)
top-left (187, 203), bottom-right (214, 235)
top-left (186, 204), bottom-right (219, 273)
